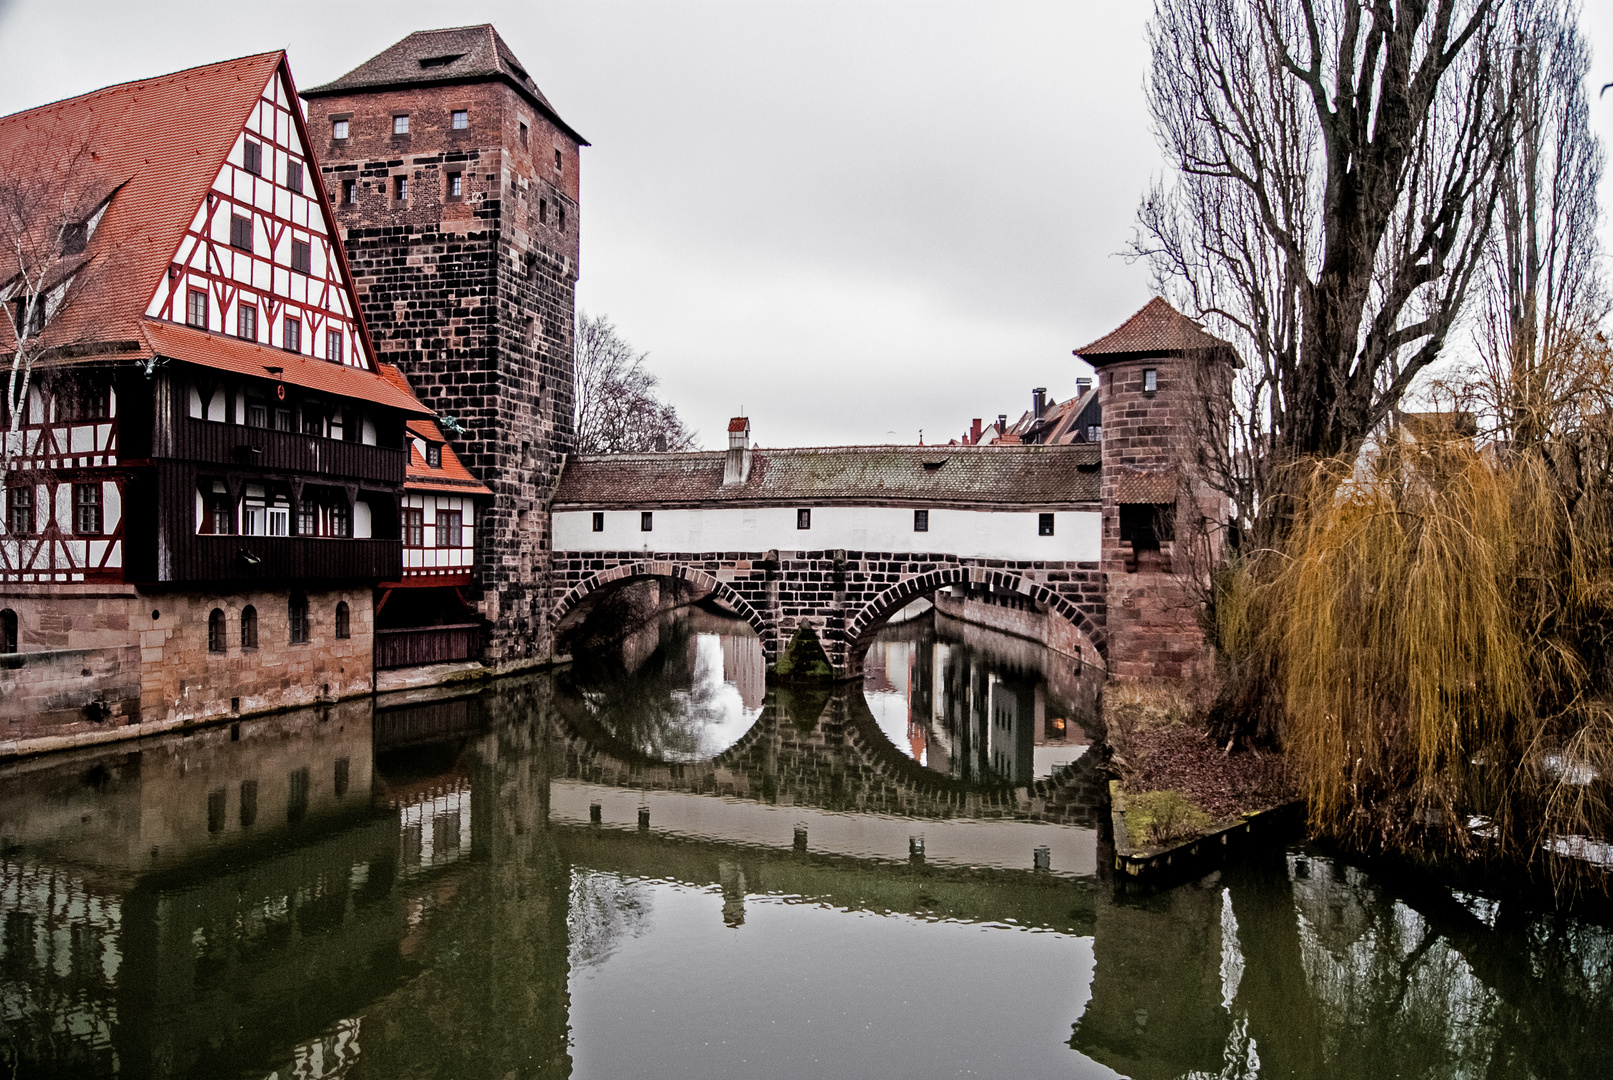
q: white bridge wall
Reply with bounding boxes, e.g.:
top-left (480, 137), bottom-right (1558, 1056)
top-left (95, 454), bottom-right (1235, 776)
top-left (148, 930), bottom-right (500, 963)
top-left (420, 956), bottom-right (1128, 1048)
top-left (553, 506), bottom-right (1102, 564)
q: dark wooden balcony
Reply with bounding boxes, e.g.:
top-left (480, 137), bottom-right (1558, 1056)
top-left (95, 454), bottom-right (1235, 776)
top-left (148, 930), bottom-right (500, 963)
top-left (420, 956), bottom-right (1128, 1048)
top-left (172, 418), bottom-right (406, 484)
top-left (172, 535), bottom-right (402, 583)
top-left (375, 624), bottom-right (482, 669)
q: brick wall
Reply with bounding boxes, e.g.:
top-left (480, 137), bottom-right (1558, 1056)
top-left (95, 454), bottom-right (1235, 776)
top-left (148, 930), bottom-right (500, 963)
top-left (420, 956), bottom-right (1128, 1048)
top-left (1097, 354), bottom-right (1218, 680)
top-left (313, 79), bottom-right (579, 666)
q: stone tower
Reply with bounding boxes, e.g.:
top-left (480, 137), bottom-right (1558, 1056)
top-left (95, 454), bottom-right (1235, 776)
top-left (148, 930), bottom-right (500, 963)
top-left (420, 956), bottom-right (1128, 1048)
top-left (303, 25), bottom-right (585, 665)
top-left (1074, 298), bottom-right (1234, 680)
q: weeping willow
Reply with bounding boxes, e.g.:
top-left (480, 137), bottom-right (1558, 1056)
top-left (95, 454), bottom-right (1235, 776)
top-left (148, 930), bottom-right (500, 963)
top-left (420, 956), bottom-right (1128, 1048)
top-left (1228, 411), bottom-right (1613, 897)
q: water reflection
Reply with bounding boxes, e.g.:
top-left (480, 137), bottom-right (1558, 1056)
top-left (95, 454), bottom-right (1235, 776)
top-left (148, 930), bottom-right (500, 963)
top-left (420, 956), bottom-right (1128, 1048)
top-left (0, 655), bottom-right (1609, 1078)
top-left (864, 608), bottom-right (1102, 783)
top-left (565, 607), bottom-right (765, 762)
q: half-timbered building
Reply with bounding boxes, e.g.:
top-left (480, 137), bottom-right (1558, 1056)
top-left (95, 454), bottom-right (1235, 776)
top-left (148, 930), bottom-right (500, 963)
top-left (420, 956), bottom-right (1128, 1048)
top-left (0, 52), bottom-right (439, 748)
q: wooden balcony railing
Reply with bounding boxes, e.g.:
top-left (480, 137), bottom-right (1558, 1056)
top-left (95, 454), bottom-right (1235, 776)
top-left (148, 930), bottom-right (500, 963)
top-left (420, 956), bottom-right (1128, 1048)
top-left (173, 418), bottom-right (406, 484)
top-left (171, 536), bottom-right (402, 583)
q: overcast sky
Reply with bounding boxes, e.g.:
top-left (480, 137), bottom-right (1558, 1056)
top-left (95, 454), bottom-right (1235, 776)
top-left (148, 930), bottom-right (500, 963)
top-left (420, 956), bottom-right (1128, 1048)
top-left (1, 0), bottom-right (1611, 448)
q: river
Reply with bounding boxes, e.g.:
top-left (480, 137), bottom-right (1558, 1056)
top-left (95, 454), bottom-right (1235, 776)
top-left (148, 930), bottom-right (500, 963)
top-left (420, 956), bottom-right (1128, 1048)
top-left (0, 606), bottom-right (1607, 1078)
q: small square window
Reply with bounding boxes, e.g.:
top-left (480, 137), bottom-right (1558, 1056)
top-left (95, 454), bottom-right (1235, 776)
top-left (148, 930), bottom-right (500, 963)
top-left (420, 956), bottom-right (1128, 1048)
top-left (282, 317), bottom-right (301, 353)
top-left (394, 175), bottom-right (408, 201)
top-left (393, 115), bottom-right (410, 136)
top-left (797, 508), bottom-right (811, 530)
top-left (448, 172), bottom-right (463, 198)
top-left (326, 328), bottom-right (343, 363)
top-left (286, 161), bottom-right (303, 194)
top-left (290, 239), bottom-right (311, 275)
top-left (341, 178), bottom-right (356, 205)
top-left (331, 119), bottom-right (349, 140)
top-left (554, 148), bottom-right (563, 172)
top-left (242, 140), bottom-right (262, 176)
top-left (914, 509), bottom-right (929, 533)
top-left (237, 303), bottom-right (257, 340)
top-left (1143, 368), bottom-right (1158, 394)
top-left (230, 214), bottom-right (252, 251)
top-left (641, 511), bottom-right (653, 532)
top-left (1038, 513), bottom-right (1055, 537)
top-left (592, 511), bottom-right (604, 532)
top-left (186, 288), bottom-right (208, 328)
top-left (519, 122), bottom-right (529, 147)
top-left (452, 110), bottom-right (468, 129)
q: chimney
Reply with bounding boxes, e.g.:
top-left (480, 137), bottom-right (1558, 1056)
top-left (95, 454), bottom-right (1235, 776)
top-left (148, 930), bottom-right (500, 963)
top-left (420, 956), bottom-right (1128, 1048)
top-left (724, 417), bottom-right (752, 485)
top-left (1032, 387), bottom-right (1047, 419)
top-left (1076, 377), bottom-right (1092, 397)
top-left (996, 414), bottom-right (1007, 435)
top-left (970, 418), bottom-right (982, 444)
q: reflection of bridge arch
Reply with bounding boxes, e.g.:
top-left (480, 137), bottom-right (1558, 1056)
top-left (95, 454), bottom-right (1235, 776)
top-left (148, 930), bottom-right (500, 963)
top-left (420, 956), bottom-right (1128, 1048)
top-left (553, 561), bottom-right (769, 640)
top-left (844, 566), bottom-right (1106, 676)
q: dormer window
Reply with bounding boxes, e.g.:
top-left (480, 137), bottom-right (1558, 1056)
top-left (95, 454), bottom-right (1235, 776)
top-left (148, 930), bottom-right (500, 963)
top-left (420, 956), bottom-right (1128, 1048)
top-left (393, 115), bottom-right (410, 136)
top-left (426, 443), bottom-right (442, 468)
top-left (419, 53), bottom-right (463, 69)
top-left (331, 119), bottom-right (349, 140)
top-left (60, 222), bottom-right (87, 255)
top-left (243, 140), bottom-right (262, 176)
top-left (452, 110), bottom-right (469, 129)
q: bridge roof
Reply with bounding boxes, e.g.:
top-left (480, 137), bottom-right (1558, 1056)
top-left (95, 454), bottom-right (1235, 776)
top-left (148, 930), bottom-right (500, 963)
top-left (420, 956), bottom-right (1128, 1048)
top-left (553, 444), bottom-right (1101, 508)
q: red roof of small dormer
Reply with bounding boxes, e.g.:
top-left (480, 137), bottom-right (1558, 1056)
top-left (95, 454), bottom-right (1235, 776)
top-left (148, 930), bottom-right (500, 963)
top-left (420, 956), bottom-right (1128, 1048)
top-left (375, 364), bottom-right (493, 496)
top-left (728, 417), bottom-right (751, 433)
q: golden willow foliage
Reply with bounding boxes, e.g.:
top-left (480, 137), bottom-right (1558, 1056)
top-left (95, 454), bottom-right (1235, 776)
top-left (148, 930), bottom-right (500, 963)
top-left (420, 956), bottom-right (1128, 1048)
top-left (1218, 331), bottom-right (1613, 897)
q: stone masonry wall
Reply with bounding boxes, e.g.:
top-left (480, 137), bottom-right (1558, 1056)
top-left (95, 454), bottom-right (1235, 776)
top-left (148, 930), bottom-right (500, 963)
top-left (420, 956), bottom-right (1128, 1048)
top-left (313, 79), bottom-right (579, 667)
top-left (1098, 355), bottom-right (1217, 680)
top-left (1, 584), bottom-right (372, 755)
top-left (550, 549), bottom-right (1107, 677)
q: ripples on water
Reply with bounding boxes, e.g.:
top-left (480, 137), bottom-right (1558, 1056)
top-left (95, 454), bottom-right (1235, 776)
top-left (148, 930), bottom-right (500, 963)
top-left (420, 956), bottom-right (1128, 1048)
top-left (0, 607), bottom-right (1608, 1078)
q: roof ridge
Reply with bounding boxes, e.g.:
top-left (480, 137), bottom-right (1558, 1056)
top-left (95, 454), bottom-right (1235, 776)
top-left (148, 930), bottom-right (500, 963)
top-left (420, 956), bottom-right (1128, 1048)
top-left (0, 52), bottom-right (284, 127)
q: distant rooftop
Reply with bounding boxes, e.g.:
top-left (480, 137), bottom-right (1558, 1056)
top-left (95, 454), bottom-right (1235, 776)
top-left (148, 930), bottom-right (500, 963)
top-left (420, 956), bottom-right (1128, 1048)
top-left (301, 24), bottom-right (587, 145)
top-left (554, 444), bottom-right (1101, 508)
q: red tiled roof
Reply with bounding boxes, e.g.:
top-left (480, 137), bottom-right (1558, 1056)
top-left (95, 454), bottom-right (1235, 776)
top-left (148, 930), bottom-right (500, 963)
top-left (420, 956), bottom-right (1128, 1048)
top-left (0, 53), bottom-right (286, 356)
top-left (728, 417), bottom-right (750, 433)
top-left (375, 364), bottom-right (493, 495)
top-left (1073, 297), bottom-right (1231, 361)
top-left (142, 320), bottom-right (432, 415)
top-left (554, 444), bottom-right (1101, 507)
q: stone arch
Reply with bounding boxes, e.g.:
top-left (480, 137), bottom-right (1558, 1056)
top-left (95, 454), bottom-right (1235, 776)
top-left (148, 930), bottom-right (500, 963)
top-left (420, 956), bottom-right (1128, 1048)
top-left (843, 565), bottom-right (1106, 675)
top-left (552, 560), bottom-right (770, 644)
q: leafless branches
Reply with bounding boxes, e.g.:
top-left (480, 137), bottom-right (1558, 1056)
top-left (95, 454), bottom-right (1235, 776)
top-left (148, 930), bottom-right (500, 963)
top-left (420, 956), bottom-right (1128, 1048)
top-left (1136, 0), bottom-right (1533, 545)
top-left (0, 139), bottom-right (117, 467)
top-left (573, 310), bottom-right (696, 455)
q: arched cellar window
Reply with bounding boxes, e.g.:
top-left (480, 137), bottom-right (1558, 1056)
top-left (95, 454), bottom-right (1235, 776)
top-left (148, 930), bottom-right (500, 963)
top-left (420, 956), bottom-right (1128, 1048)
top-left (1, 609), bottom-right (16, 654)
top-left (289, 592), bottom-right (309, 644)
top-left (241, 605), bottom-right (258, 649)
top-left (208, 608), bottom-right (226, 653)
top-left (335, 601), bottom-right (350, 640)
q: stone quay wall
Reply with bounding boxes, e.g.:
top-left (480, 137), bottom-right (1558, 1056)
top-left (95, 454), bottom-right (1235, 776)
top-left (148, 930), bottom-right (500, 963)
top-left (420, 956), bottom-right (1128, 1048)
top-left (1, 584), bottom-right (373, 757)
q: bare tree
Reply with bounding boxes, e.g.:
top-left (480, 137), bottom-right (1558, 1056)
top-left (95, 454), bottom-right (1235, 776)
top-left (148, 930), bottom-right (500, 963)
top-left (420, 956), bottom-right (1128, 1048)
top-left (1135, 0), bottom-right (1517, 544)
top-left (1472, 0), bottom-right (1607, 447)
top-left (0, 139), bottom-right (117, 469)
top-left (573, 310), bottom-right (696, 455)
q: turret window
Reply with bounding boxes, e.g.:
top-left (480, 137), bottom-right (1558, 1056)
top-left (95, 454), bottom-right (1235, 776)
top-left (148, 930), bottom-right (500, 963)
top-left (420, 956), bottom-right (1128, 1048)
top-left (1143, 369), bottom-right (1158, 395)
